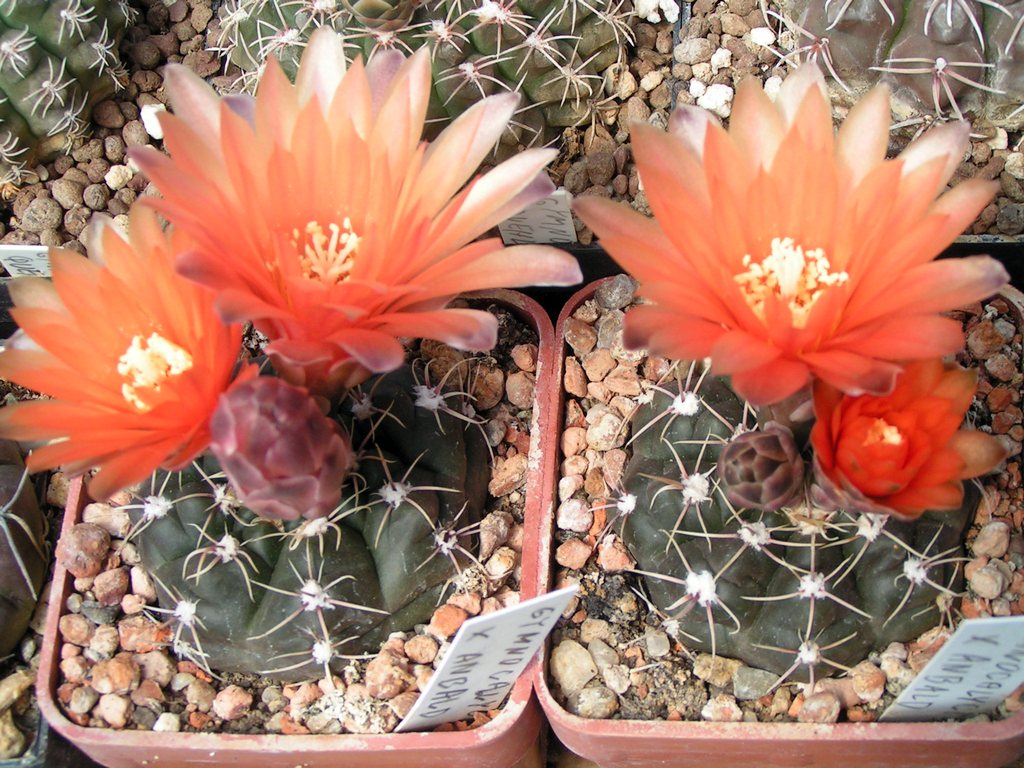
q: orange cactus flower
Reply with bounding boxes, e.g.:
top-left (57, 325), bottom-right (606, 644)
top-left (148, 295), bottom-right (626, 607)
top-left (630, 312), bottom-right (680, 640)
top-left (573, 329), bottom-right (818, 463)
top-left (131, 28), bottom-right (581, 397)
top-left (0, 208), bottom-right (253, 500)
top-left (574, 66), bottom-right (1008, 406)
top-left (810, 359), bottom-right (1006, 520)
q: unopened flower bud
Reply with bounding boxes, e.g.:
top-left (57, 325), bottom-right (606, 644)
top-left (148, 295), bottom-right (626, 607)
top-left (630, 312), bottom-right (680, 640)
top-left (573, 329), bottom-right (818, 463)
top-left (210, 377), bottom-right (353, 521)
top-left (718, 423), bottom-right (805, 511)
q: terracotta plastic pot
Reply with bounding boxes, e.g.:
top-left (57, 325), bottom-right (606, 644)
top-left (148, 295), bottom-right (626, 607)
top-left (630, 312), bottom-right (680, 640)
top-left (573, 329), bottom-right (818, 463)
top-left (37, 289), bottom-right (554, 768)
top-left (533, 278), bottom-right (1024, 768)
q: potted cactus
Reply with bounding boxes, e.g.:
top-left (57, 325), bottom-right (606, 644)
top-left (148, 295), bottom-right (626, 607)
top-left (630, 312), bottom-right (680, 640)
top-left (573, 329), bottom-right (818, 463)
top-left (534, 66), bottom-right (1024, 767)
top-left (0, 28), bottom-right (580, 767)
top-left (0, 0), bottom-right (133, 186)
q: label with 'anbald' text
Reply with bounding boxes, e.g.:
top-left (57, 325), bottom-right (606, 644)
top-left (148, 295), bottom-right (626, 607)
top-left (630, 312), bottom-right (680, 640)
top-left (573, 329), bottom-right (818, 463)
top-left (881, 616), bottom-right (1024, 722)
top-left (498, 189), bottom-right (577, 245)
top-left (396, 585), bottom-right (578, 732)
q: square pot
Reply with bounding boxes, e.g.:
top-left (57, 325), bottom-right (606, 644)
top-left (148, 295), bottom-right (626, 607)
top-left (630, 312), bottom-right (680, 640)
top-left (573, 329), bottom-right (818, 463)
top-left (532, 278), bottom-right (1024, 768)
top-left (36, 290), bottom-right (555, 768)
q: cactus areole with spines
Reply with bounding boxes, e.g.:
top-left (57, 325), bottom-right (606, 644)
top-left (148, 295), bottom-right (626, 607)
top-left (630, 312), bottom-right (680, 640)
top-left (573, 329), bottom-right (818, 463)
top-left (124, 365), bottom-right (489, 681)
top-left (0, 0), bottom-right (133, 184)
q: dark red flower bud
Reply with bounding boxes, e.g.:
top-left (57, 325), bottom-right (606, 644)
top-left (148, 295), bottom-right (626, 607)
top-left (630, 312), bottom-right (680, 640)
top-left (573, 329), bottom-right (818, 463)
top-left (210, 377), bottom-right (353, 521)
top-left (718, 423), bottom-right (805, 511)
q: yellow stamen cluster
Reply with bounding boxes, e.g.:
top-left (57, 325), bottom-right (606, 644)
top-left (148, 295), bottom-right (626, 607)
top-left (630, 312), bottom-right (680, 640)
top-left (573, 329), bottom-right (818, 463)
top-left (864, 418), bottom-right (903, 447)
top-left (293, 218), bottom-right (360, 285)
top-left (118, 333), bottom-right (194, 412)
top-left (734, 237), bottom-right (849, 328)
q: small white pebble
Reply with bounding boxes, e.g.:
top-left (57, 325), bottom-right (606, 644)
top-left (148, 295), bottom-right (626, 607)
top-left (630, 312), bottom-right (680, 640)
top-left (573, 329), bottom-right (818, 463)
top-left (1004, 152), bottom-right (1024, 180)
top-left (152, 712), bottom-right (181, 732)
top-left (640, 70), bottom-right (665, 92)
top-left (140, 104), bottom-right (167, 140)
top-left (634, 0), bottom-right (680, 23)
top-left (748, 27), bottom-right (777, 47)
top-left (986, 128), bottom-right (1009, 150)
top-left (689, 79), bottom-right (707, 98)
top-left (697, 83), bottom-right (735, 119)
top-left (104, 164), bottom-right (132, 191)
top-left (710, 48), bottom-right (732, 74)
top-left (764, 75), bottom-right (784, 102)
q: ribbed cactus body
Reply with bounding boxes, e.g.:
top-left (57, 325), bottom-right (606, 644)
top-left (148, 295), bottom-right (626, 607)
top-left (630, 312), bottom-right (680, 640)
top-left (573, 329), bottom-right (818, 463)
top-left (126, 366), bottom-right (489, 681)
top-left (216, 0), bottom-right (630, 149)
top-left (0, 440), bottom-right (47, 657)
top-left (0, 0), bottom-right (132, 182)
top-left (777, 0), bottom-right (1024, 130)
top-left (619, 373), bottom-right (973, 680)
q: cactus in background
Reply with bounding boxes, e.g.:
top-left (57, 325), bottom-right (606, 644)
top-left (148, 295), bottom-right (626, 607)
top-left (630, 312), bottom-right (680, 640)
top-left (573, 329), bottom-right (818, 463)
top-left (0, 440), bottom-right (47, 657)
top-left (774, 0), bottom-right (1024, 130)
top-left (214, 0), bottom-right (632, 150)
top-left (0, 0), bottom-right (134, 184)
top-left (122, 365), bottom-right (489, 681)
top-left (615, 362), bottom-right (973, 684)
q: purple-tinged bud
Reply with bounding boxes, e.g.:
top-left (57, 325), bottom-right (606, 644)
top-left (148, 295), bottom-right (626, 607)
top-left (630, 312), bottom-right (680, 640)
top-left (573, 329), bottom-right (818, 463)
top-left (210, 377), bottom-right (353, 521)
top-left (718, 423), bottom-right (805, 511)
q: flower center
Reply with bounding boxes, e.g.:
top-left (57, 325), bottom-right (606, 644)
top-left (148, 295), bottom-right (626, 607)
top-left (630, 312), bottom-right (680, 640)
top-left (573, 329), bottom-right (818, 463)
top-left (293, 219), bottom-right (360, 285)
top-left (864, 418), bottom-right (903, 447)
top-left (734, 237), bottom-right (849, 328)
top-left (117, 333), bottom-right (193, 412)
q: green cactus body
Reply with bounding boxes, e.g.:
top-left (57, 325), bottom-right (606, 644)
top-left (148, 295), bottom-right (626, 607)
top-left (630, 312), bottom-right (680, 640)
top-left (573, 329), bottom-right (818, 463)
top-left (0, 440), bottom-right (47, 657)
top-left (216, 0), bottom-right (631, 150)
top-left (0, 0), bottom-right (132, 183)
top-left (617, 366), bottom-right (972, 682)
top-left (124, 366), bottom-right (489, 681)
top-left (775, 0), bottom-right (1024, 131)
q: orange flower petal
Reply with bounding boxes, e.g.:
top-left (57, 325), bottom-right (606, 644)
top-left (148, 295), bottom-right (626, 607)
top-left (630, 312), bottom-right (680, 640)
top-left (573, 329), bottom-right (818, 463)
top-left (0, 207), bottom-right (246, 499)
top-left (133, 30), bottom-right (578, 397)
top-left (573, 65), bottom-right (1006, 406)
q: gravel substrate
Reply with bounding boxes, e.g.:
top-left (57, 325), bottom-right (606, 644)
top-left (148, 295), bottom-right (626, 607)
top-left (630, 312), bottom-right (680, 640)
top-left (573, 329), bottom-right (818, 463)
top-left (0, 0), bottom-right (1021, 257)
top-left (548, 275), bottom-right (1024, 725)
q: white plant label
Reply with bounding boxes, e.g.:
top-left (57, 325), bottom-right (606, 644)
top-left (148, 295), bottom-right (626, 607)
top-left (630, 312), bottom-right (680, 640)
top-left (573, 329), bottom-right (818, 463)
top-left (396, 585), bottom-right (579, 732)
top-left (0, 245), bottom-right (50, 277)
top-left (498, 188), bottom-right (577, 245)
top-left (880, 616), bottom-right (1024, 722)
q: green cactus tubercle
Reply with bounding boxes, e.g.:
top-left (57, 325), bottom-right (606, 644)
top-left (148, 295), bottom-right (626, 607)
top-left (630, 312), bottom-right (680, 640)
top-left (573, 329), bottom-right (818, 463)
top-left (616, 362), bottom-right (973, 683)
top-left (0, 0), bottom-right (133, 183)
top-left (215, 0), bottom-right (632, 151)
top-left (123, 366), bottom-right (489, 682)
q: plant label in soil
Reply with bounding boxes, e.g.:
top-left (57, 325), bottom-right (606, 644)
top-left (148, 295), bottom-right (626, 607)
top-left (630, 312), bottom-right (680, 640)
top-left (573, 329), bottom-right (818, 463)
top-left (880, 616), bottom-right (1024, 722)
top-left (395, 585), bottom-right (579, 732)
top-left (0, 246), bottom-right (50, 278)
top-left (498, 189), bottom-right (577, 245)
